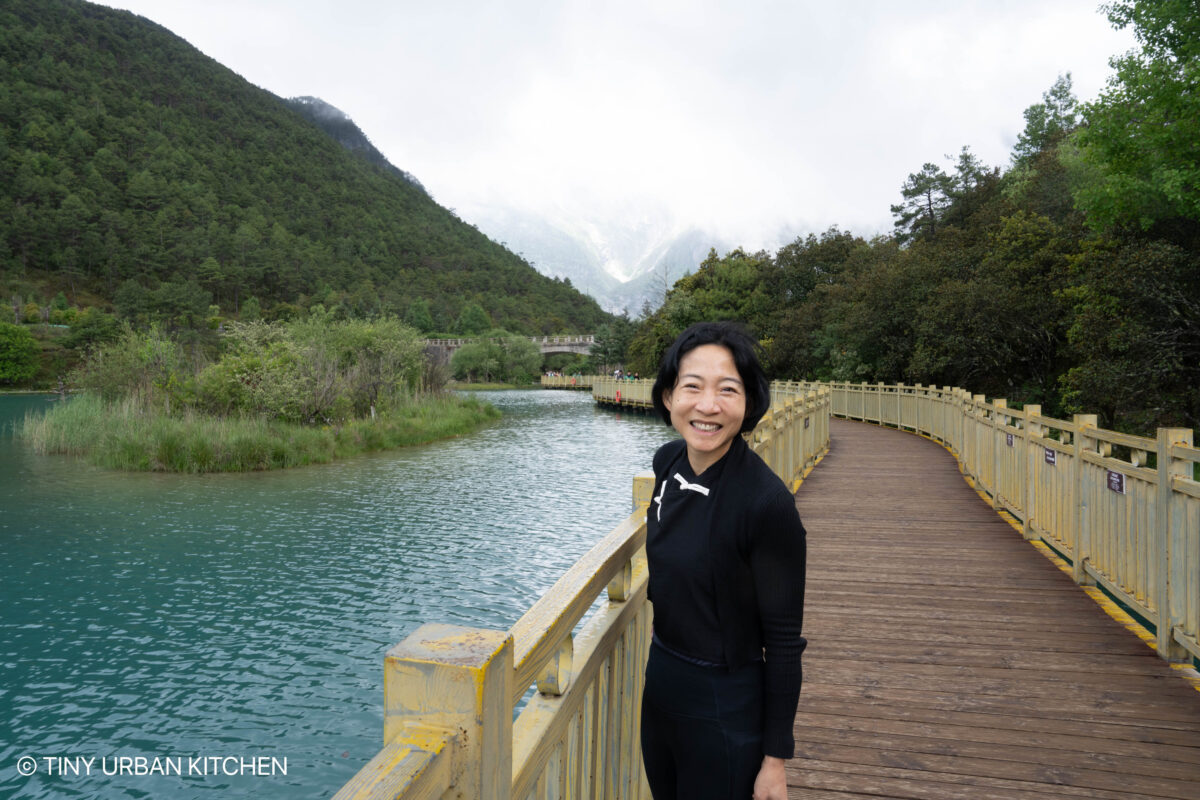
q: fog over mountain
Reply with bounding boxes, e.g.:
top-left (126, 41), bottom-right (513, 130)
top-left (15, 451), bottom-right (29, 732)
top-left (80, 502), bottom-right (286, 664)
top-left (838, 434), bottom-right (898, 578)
top-left (459, 203), bottom-right (741, 314)
top-left (285, 96), bottom-right (427, 192)
top-left (298, 97), bottom-right (782, 315)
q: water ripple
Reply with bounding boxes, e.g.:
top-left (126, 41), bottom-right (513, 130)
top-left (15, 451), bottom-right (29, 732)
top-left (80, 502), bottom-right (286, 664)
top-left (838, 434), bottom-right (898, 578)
top-left (0, 390), bottom-right (676, 799)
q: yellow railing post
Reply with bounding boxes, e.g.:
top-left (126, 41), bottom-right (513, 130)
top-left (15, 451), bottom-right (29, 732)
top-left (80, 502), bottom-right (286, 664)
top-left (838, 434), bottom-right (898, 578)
top-left (990, 399), bottom-right (1007, 510)
top-left (1021, 405), bottom-right (1042, 540)
top-left (634, 471), bottom-right (655, 513)
top-left (1072, 414), bottom-right (1099, 586)
top-left (386, 625), bottom-right (513, 800)
top-left (969, 394), bottom-right (985, 487)
top-left (1156, 427), bottom-right (1194, 662)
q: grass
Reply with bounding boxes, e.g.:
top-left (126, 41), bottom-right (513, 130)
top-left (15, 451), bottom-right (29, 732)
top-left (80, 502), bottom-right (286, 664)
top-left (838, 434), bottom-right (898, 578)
top-left (19, 392), bottom-right (500, 473)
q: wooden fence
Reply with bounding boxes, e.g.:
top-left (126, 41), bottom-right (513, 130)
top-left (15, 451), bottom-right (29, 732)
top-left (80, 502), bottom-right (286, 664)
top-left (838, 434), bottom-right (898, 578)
top-left (334, 382), bottom-right (831, 799)
top-left (591, 377), bottom-right (653, 410)
top-left (815, 381), bottom-right (1200, 665)
top-left (541, 376), bottom-right (594, 390)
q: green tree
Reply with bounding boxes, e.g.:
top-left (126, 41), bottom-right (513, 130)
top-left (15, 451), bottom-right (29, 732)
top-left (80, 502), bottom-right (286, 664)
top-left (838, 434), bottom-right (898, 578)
top-left (1011, 74), bottom-right (1079, 166)
top-left (1060, 238), bottom-right (1200, 429)
top-left (1075, 1), bottom-right (1200, 230)
top-left (590, 313), bottom-right (636, 371)
top-left (404, 299), bottom-right (435, 333)
top-left (0, 322), bottom-right (38, 384)
top-left (890, 162), bottom-right (954, 244)
top-left (455, 303), bottom-right (492, 335)
top-left (62, 307), bottom-right (123, 350)
top-left (240, 296), bottom-right (262, 322)
top-left (450, 340), bottom-right (498, 382)
top-left (494, 331), bottom-right (542, 383)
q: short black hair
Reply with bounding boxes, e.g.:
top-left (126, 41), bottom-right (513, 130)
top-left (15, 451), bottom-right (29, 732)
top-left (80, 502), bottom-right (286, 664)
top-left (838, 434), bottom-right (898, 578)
top-left (651, 321), bottom-right (770, 433)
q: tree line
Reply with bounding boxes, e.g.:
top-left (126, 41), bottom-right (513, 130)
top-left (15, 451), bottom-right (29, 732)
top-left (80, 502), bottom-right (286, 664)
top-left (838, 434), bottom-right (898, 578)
top-left (622, 1), bottom-right (1198, 435)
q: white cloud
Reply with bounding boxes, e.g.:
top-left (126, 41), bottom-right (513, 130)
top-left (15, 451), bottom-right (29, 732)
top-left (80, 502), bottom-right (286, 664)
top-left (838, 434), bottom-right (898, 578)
top-left (101, 0), bottom-right (1135, 254)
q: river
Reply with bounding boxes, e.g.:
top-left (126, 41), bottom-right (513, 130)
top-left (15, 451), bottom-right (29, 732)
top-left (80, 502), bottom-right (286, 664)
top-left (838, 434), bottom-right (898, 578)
top-left (0, 390), bottom-right (676, 799)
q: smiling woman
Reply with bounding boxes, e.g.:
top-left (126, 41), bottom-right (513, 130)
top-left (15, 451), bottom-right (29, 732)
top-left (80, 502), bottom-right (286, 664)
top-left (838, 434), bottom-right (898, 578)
top-left (660, 343), bottom-right (748, 474)
top-left (641, 322), bottom-right (806, 800)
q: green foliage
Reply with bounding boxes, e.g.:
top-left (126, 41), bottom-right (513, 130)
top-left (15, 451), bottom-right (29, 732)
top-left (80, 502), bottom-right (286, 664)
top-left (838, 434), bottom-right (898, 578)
top-left (1075, 0), bottom-right (1200, 231)
top-left (240, 295), bottom-right (261, 321)
top-left (61, 306), bottom-right (122, 350)
top-left (1059, 238), bottom-right (1200, 430)
top-left (0, 321), bottom-right (38, 384)
top-left (890, 163), bottom-right (953, 244)
top-left (0, 0), bottom-right (611, 335)
top-left (1012, 74), bottom-right (1079, 166)
top-left (65, 314), bottom-right (428, 424)
top-left (70, 324), bottom-right (192, 408)
top-left (449, 330), bottom-right (541, 384)
top-left (590, 313), bottom-right (637, 371)
top-left (455, 303), bottom-right (492, 335)
top-left (404, 299), bottom-right (435, 333)
top-left (193, 315), bottom-right (426, 423)
top-left (20, 390), bottom-right (499, 472)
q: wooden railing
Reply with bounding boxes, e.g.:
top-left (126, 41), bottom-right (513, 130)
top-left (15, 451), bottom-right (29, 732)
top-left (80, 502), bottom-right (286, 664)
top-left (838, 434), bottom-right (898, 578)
top-left (334, 382), bottom-right (831, 799)
top-left (591, 377), bottom-right (653, 410)
top-left (540, 375), bottom-right (594, 389)
top-left (813, 381), bottom-right (1200, 665)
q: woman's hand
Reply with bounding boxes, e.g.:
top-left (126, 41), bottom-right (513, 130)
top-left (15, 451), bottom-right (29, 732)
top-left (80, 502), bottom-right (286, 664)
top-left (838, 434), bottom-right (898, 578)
top-left (752, 755), bottom-right (787, 800)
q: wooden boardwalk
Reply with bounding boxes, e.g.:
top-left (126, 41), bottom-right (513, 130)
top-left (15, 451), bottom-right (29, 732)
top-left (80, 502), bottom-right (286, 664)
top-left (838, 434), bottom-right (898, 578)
top-left (789, 419), bottom-right (1200, 799)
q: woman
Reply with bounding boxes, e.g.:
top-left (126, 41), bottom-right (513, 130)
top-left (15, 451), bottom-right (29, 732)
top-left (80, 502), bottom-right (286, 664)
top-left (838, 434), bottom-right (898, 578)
top-left (640, 321), bottom-right (807, 800)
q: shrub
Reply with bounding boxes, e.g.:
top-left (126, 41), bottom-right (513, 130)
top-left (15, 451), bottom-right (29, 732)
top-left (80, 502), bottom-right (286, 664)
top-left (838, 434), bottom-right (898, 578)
top-left (0, 322), bottom-right (38, 384)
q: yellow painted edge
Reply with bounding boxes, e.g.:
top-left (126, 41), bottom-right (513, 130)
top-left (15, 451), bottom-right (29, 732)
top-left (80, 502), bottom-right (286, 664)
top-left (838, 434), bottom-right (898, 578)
top-left (950, 434), bottom-right (1200, 694)
top-left (790, 444), bottom-right (830, 494)
top-left (832, 415), bottom-right (1200, 693)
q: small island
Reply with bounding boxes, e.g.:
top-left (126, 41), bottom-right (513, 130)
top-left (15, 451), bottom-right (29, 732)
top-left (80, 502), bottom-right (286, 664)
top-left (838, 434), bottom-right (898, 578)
top-left (20, 313), bottom-right (500, 472)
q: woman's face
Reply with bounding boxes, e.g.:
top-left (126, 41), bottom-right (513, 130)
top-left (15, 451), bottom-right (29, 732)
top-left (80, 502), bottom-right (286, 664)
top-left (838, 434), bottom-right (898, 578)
top-left (662, 343), bottom-right (747, 474)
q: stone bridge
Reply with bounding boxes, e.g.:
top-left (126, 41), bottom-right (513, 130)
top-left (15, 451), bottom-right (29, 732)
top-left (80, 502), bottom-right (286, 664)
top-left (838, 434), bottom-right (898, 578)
top-left (424, 335), bottom-right (594, 359)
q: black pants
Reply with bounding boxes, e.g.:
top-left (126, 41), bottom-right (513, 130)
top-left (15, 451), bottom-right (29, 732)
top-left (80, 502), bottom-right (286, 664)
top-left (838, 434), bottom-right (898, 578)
top-left (640, 641), bottom-right (764, 799)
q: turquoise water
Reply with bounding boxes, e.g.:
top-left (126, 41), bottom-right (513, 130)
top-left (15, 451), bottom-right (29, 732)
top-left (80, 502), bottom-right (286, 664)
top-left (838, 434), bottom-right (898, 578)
top-left (0, 391), bottom-right (675, 799)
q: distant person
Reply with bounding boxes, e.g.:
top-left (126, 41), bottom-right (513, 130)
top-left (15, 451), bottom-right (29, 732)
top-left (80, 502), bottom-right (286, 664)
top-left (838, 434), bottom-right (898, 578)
top-left (641, 321), bottom-right (807, 800)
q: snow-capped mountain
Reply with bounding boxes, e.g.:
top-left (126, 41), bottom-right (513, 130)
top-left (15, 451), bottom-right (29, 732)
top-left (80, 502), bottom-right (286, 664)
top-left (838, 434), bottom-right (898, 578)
top-left (461, 204), bottom-right (730, 314)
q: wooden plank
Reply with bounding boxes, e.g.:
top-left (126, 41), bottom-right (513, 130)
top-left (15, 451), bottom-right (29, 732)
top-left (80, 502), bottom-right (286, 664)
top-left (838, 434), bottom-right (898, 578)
top-left (786, 419), bottom-right (1200, 799)
top-left (789, 758), bottom-right (1148, 800)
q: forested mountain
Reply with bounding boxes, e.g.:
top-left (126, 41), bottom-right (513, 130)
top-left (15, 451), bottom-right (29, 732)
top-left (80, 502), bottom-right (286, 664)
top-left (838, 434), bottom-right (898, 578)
top-left (284, 96), bottom-right (427, 192)
top-left (0, 0), bottom-right (610, 334)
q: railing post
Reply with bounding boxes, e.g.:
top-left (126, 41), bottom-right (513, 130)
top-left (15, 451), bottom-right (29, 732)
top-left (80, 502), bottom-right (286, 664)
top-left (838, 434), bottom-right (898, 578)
top-left (943, 386), bottom-right (955, 454)
top-left (970, 394), bottom-right (986, 486)
top-left (384, 624), bottom-right (513, 800)
top-left (1072, 414), bottom-right (1098, 586)
top-left (991, 399), bottom-right (1007, 510)
top-left (1021, 405), bottom-right (1042, 540)
top-left (633, 471), bottom-right (655, 512)
top-left (1156, 427), bottom-right (1194, 662)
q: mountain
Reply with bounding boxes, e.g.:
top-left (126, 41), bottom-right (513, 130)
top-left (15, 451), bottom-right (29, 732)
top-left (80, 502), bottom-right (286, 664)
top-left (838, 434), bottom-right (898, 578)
top-left (0, 0), bottom-right (611, 335)
top-left (284, 96), bottom-right (428, 193)
top-left (462, 205), bottom-right (731, 314)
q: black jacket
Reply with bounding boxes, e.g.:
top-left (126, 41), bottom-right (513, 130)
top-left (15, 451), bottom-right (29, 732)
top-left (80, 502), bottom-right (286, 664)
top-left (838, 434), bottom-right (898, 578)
top-left (647, 435), bottom-right (807, 758)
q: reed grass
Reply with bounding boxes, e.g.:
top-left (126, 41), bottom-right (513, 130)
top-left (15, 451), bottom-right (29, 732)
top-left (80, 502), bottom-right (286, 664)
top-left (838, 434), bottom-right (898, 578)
top-left (20, 393), bottom-right (499, 472)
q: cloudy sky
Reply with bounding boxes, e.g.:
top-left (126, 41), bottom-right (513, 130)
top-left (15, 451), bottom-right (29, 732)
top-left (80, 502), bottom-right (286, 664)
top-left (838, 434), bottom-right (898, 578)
top-left (100, 0), bottom-right (1135, 251)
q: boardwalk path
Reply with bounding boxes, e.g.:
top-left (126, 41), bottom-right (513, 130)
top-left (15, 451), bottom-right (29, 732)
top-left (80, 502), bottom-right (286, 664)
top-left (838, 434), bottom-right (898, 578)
top-left (788, 419), bottom-right (1200, 799)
